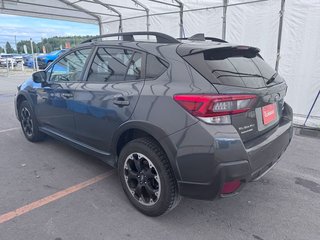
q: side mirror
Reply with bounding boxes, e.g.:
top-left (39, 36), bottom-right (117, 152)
top-left (32, 71), bottom-right (46, 83)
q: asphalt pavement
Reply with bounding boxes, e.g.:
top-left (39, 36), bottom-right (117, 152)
top-left (0, 74), bottom-right (319, 240)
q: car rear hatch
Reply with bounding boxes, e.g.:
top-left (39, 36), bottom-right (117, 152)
top-left (177, 44), bottom-right (287, 143)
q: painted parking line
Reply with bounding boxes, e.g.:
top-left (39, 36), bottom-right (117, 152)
top-left (0, 170), bottom-right (114, 224)
top-left (0, 127), bottom-right (20, 134)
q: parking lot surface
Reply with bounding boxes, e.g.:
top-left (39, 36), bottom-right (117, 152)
top-left (0, 74), bottom-right (319, 240)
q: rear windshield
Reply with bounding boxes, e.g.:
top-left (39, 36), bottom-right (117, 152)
top-left (183, 48), bottom-right (283, 89)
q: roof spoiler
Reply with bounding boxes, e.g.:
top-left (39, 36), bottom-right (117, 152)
top-left (177, 45), bottom-right (261, 57)
top-left (177, 33), bottom-right (228, 43)
top-left (203, 46), bottom-right (261, 60)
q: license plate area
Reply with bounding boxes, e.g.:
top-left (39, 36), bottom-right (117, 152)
top-left (255, 102), bottom-right (279, 132)
top-left (262, 103), bottom-right (277, 125)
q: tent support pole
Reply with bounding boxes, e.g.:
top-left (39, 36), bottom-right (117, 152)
top-left (275, 0), bottom-right (285, 72)
top-left (147, 0), bottom-right (184, 38)
top-left (174, 0), bottom-right (184, 38)
top-left (3, 0), bottom-right (118, 17)
top-left (222, 0), bottom-right (228, 40)
top-left (147, 10), bottom-right (150, 33)
top-left (58, 0), bottom-right (100, 28)
top-left (92, 0), bottom-right (123, 33)
top-left (103, 0), bottom-right (268, 25)
top-left (77, 0), bottom-right (144, 12)
top-left (132, 0), bottom-right (150, 35)
top-left (98, 19), bottom-right (103, 35)
top-left (303, 90), bottom-right (320, 128)
top-left (119, 15), bottom-right (123, 33)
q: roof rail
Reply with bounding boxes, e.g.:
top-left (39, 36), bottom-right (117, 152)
top-left (177, 33), bottom-right (228, 43)
top-left (81, 31), bottom-right (180, 44)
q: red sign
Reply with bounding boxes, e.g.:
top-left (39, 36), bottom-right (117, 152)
top-left (262, 103), bottom-right (276, 125)
top-left (65, 41), bottom-right (71, 49)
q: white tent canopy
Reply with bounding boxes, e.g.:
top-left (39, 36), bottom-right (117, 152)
top-left (1, 0), bottom-right (320, 126)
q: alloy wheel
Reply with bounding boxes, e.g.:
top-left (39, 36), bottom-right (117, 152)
top-left (21, 107), bottom-right (33, 137)
top-left (124, 152), bottom-right (161, 206)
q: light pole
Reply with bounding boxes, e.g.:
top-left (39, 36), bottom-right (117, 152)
top-left (30, 38), bottom-right (35, 70)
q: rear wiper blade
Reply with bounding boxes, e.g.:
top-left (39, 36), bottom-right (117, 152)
top-left (212, 69), bottom-right (266, 79)
top-left (213, 69), bottom-right (278, 84)
top-left (266, 72), bottom-right (278, 85)
top-left (216, 74), bottom-right (267, 79)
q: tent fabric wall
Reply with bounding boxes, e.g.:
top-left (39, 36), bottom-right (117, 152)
top-left (226, 0), bottom-right (280, 68)
top-left (279, 0), bottom-right (320, 121)
top-left (100, 0), bottom-right (223, 37)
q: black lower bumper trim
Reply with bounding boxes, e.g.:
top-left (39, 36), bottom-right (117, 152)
top-left (178, 160), bottom-right (251, 200)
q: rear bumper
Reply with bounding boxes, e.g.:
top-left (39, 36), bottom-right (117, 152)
top-left (166, 103), bottom-right (293, 200)
top-left (178, 160), bottom-right (251, 200)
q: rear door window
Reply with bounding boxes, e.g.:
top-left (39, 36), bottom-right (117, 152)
top-left (145, 54), bottom-right (168, 79)
top-left (125, 52), bottom-right (143, 81)
top-left (87, 47), bottom-right (133, 82)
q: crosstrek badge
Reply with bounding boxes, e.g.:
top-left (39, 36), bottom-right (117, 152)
top-left (262, 103), bottom-right (277, 125)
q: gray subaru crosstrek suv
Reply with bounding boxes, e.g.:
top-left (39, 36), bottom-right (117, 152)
top-left (15, 32), bottom-right (293, 216)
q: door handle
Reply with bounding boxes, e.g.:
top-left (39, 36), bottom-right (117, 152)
top-left (61, 92), bottom-right (73, 99)
top-left (113, 96), bottom-right (130, 106)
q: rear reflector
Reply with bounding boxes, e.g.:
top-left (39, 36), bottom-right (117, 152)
top-left (221, 180), bottom-right (241, 194)
top-left (173, 94), bottom-right (256, 124)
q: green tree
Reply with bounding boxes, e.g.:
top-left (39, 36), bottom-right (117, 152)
top-left (15, 35), bottom-right (97, 54)
top-left (16, 40), bottom-right (29, 53)
top-left (5, 42), bottom-right (14, 53)
top-left (16, 40), bottom-right (38, 54)
top-left (44, 43), bottom-right (53, 53)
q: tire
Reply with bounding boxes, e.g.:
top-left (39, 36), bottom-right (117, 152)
top-left (118, 137), bottom-right (180, 217)
top-left (19, 100), bottom-right (45, 142)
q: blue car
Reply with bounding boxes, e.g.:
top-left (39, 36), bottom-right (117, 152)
top-left (37, 49), bottom-right (67, 69)
top-left (22, 54), bottom-right (31, 66)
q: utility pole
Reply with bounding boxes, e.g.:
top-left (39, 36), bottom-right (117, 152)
top-left (14, 35), bottom-right (17, 53)
top-left (30, 38), bottom-right (35, 70)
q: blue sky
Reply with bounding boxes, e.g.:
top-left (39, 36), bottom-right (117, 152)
top-left (0, 14), bottom-right (99, 49)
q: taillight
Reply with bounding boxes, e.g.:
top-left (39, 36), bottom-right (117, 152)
top-left (221, 180), bottom-right (241, 194)
top-left (173, 94), bottom-right (256, 124)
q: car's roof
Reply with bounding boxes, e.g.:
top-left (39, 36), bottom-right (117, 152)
top-left (72, 36), bottom-right (259, 62)
top-left (75, 40), bottom-right (180, 59)
top-left (75, 39), bottom-right (238, 59)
